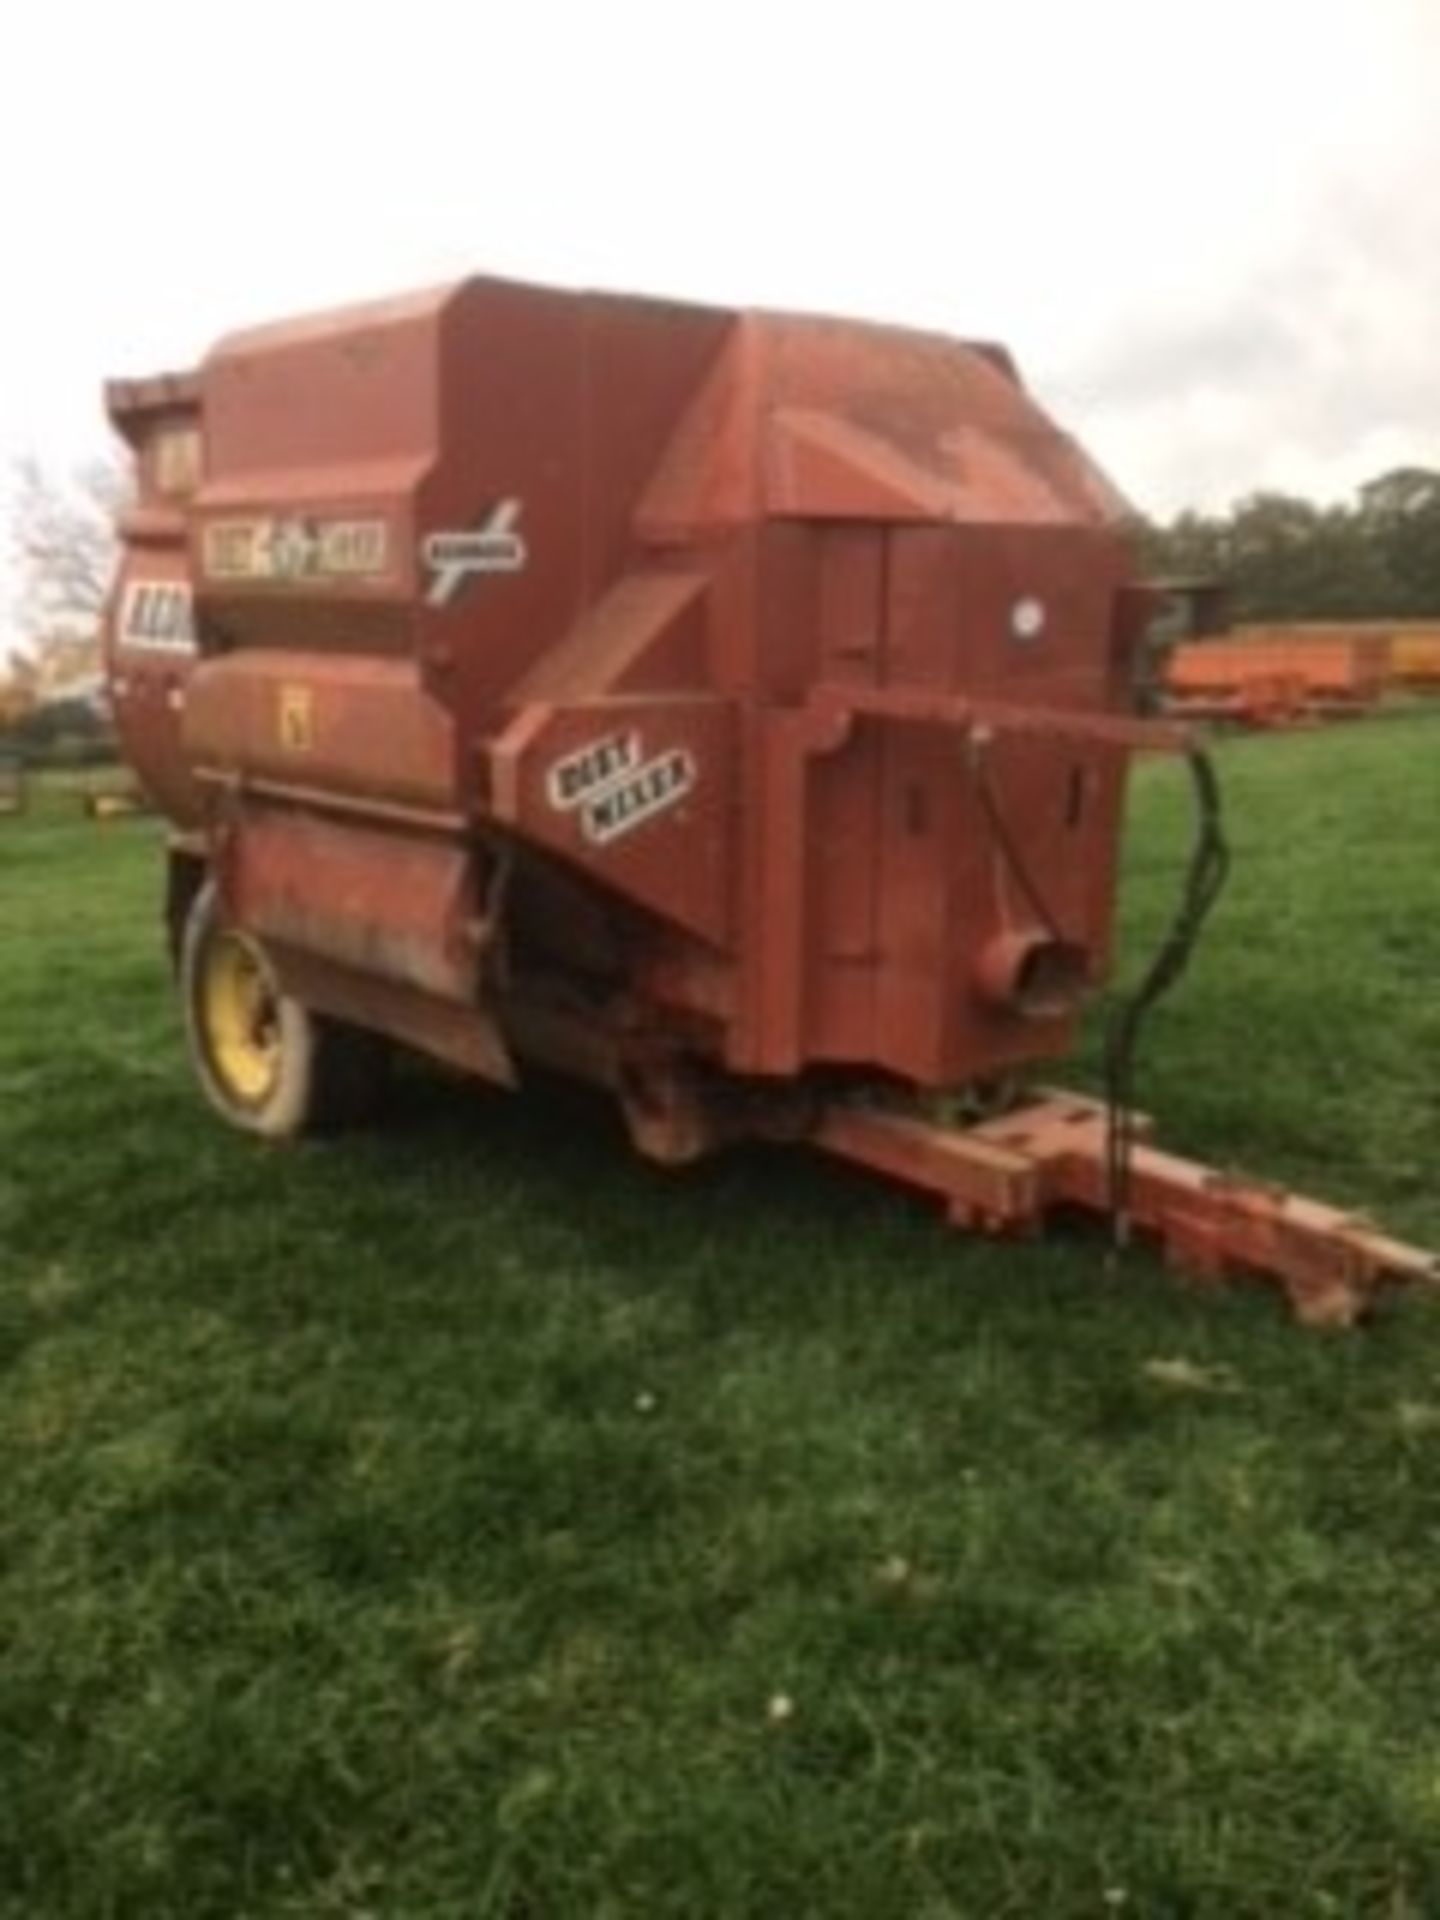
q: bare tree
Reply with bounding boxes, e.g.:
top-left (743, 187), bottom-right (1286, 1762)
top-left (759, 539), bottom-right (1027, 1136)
top-left (10, 453), bottom-right (130, 640)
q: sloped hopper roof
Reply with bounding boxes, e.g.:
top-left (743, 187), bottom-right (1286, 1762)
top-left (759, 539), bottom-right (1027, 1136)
top-left (636, 311), bottom-right (1130, 537)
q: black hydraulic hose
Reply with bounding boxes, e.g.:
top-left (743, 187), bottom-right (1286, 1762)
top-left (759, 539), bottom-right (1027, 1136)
top-left (968, 729), bottom-right (1228, 1246)
top-left (1103, 745), bottom-right (1230, 1247)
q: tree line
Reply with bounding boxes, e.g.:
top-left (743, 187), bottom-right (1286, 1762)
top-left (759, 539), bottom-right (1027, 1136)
top-left (1138, 467), bottom-right (1440, 624)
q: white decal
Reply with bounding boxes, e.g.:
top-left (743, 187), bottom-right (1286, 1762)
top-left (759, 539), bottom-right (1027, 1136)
top-left (119, 580), bottom-right (196, 653)
top-left (1010, 596), bottom-right (1047, 642)
top-left (319, 520), bottom-right (390, 577)
top-left (423, 500), bottom-right (527, 608)
top-left (581, 749), bottom-right (696, 846)
top-left (545, 731), bottom-right (697, 846)
top-left (546, 732), bottom-right (640, 811)
top-left (203, 517), bottom-right (389, 582)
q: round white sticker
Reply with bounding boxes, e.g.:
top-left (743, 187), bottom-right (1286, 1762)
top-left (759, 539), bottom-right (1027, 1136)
top-left (1011, 596), bottom-right (1047, 642)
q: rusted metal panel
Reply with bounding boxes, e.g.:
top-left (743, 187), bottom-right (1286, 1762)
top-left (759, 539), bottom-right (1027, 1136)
top-left (270, 943), bottom-right (513, 1088)
top-left (220, 807), bottom-right (483, 1004)
top-left (184, 652), bottom-right (456, 812)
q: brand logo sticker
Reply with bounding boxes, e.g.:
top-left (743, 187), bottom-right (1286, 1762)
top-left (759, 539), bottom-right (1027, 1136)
top-left (203, 517), bottom-right (389, 583)
top-left (423, 500), bottom-right (527, 608)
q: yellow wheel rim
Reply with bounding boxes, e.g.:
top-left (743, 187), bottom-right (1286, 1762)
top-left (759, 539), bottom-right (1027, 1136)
top-left (199, 928), bottom-right (282, 1107)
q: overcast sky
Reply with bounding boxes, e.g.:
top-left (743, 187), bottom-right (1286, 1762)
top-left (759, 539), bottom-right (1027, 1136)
top-left (1, 0), bottom-right (1435, 637)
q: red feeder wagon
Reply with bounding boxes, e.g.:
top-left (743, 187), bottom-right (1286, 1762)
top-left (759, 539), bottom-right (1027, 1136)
top-left (103, 276), bottom-right (1436, 1324)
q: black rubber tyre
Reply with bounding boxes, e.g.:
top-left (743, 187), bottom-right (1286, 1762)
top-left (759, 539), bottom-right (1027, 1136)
top-left (180, 880), bottom-right (389, 1139)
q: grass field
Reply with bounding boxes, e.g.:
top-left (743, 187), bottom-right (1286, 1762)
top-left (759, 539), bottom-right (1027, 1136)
top-left (3, 718), bottom-right (1440, 1918)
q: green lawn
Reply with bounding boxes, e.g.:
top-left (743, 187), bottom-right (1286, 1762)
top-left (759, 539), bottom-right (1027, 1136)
top-left (3, 718), bottom-right (1439, 1918)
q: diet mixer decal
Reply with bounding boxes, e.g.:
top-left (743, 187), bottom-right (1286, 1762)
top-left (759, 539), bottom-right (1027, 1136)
top-left (546, 729), bottom-right (697, 847)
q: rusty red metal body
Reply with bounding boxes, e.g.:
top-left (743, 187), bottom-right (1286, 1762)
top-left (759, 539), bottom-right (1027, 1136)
top-left (103, 275), bottom-right (1436, 1322)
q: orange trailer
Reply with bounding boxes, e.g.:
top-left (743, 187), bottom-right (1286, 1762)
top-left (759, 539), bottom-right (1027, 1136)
top-left (1164, 625), bottom-right (1390, 727)
top-left (1387, 625), bottom-right (1440, 688)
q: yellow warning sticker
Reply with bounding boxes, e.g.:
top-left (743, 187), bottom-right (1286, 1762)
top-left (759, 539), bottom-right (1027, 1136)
top-left (278, 684), bottom-right (314, 752)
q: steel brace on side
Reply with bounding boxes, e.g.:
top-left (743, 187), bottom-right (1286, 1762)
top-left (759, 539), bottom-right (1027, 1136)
top-left (817, 1091), bottom-right (1439, 1327)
